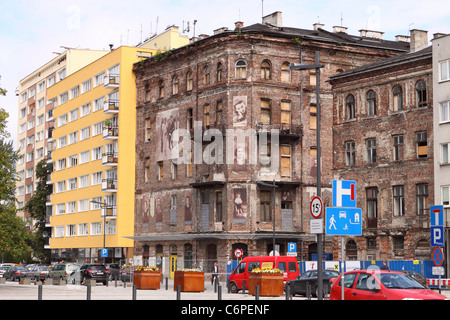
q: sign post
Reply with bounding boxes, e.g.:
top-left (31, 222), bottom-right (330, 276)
top-left (431, 205), bottom-right (445, 290)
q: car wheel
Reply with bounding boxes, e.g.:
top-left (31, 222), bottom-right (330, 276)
top-left (229, 282), bottom-right (239, 293)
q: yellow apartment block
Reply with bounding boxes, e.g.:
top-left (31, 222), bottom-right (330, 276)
top-left (46, 46), bottom-right (157, 263)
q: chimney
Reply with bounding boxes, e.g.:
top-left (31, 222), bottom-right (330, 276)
top-left (410, 29), bottom-right (428, 52)
top-left (313, 23), bottom-right (325, 31)
top-left (395, 35), bottom-right (410, 43)
top-left (433, 33), bottom-right (447, 40)
top-left (333, 26), bottom-right (348, 34)
top-left (262, 11), bottom-right (283, 28)
top-left (359, 29), bottom-right (384, 40)
top-left (214, 27), bottom-right (229, 35)
top-left (235, 21), bottom-right (244, 30)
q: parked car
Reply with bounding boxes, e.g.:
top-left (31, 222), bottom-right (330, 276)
top-left (329, 270), bottom-right (447, 300)
top-left (4, 265), bottom-right (26, 281)
top-left (401, 270), bottom-right (429, 288)
top-left (120, 265), bottom-right (134, 282)
top-left (23, 265), bottom-right (49, 281)
top-left (48, 263), bottom-right (80, 281)
top-left (106, 263), bottom-right (121, 281)
top-left (227, 256), bottom-right (300, 293)
top-left (0, 265), bottom-right (10, 277)
top-left (76, 264), bottom-right (108, 285)
top-left (286, 269), bottom-right (340, 297)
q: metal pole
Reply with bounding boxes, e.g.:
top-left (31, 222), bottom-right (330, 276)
top-left (273, 180), bottom-right (276, 255)
top-left (341, 236), bottom-right (344, 300)
top-left (315, 51), bottom-right (324, 301)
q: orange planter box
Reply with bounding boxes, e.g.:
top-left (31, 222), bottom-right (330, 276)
top-left (133, 271), bottom-right (161, 290)
top-left (173, 271), bottom-right (204, 292)
top-left (248, 273), bottom-right (284, 296)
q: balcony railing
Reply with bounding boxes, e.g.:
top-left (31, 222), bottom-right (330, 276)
top-left (102, 179), bottom-right (117, 192)
top-left (101, 206), bottom-right (117, 218)
top-left (256, 123), bottom-right (302, 138)
top-left (103, 126), bottom-right (119, 140)
top-left (102, 152), bottom-right (118, 166)
top-left (104, 99), bottom-right (119, 114)
top-left (104, 74), bottom-right (120, 89)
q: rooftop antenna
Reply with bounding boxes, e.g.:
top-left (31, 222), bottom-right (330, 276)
top-left (183, 20), bottom-right (190, 34)
top-left (193, 19), bottom-right (197, 38)
top-left (262, 0), bottom-right (264, 18)
top-left (341, 12), bottom-right (343, 26)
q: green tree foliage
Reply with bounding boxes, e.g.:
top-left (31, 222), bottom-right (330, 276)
top-left (0, 87), bottom-right (32, 262)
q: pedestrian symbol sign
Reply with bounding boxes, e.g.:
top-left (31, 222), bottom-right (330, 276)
top-left (325, 207), bottom-right (362, 236)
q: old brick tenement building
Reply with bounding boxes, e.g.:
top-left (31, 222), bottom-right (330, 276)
top-left (329, 30), bottom-right (433, 261)
top-left (131, 12), bottom-right (410, 276)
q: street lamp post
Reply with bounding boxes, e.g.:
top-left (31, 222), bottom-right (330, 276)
top-left (91, 200), bottom-right (109, 263)
top-left (289, 51), bottom-right (325, 299)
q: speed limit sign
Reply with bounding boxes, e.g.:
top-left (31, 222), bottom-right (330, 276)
top-left (310, 196), bottom-right (323, 219)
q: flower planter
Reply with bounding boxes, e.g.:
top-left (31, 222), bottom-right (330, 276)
top-left (248, 272), bottom-right (284, 296)
top-left (133, 271), bottom-right (161, 290)
top-left (173, 271), bottom-right (204, 292)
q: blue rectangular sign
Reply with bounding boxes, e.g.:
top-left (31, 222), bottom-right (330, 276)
top-left (431, 226), bottom-right (445, 247)
top-left (430, 205), bottom-right (444, 226)
top-left (326, 207), bottom-right (362, 236)
top-left (288, 242), bottom-right (296, 253)
top-left (101, 248), bottom-right (108, 258)
top-left (332, 180), bottom-right (356, 208)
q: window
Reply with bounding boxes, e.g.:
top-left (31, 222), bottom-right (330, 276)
top-left (416, 131), bottom-right (427, 158)
top-left (416, 80), bottom-right (427, 108)
top-left (366, 187), bottom-right (378, 228)
top-left (67, 201), bottom-right (76, 214)
top-left (91, 197), bottom-right (102, 210)
top-left (92, 146), bottom-right (103, 161)
top-left (204, 104), bottom-right (210, 127)
top-left (187, 72), bottom-right (193, 91)
top-left (392, 85), bottom-right (403, 111)
top-left (187, 150), bottom-right (193, 177)
top-left (59, 91), bottom-right (68, 105)
top-left (158, 80), bottom-right (165, 99)
top-left (58, 114), bottom-right (67, 127)
top-left (204, 66), bottom-right (211, 85)
top-left (235, 60), bottom-right (247, 79)
top-left (144, 158), bottom-right (151, 182)
top-left (105, 220), bottom-right (116, 235)
top-left (281, 62), bottom-right (291, 83)
top-left (367, 90), bottom-right (376, 116)
top-left (66, 225), bottom-right (76, 237)
top-left (93, 121), bottom-right (103, 136)
top-left (79, 174), bottom-right (89, 188)
top-left (281, 101), bottom-right (291, 127)
top-left (366, 138), bottom-right (376, 164)
top-left (394, 236), bottom-right (404, 250)
top-left (58, 136), bottom-right (67, 149)
top-left (91, 222), bottom-right (102, 235)
top-left (68, 154), bottom-right (78, 168)
top-left (81, 102), bottom-right (91, 117)
top-left (261, 60), bottom-right (271, 79)
top-left (215, 101), bottom-right (223, 126)
top-left (440, 60), bottom-right (450, 82)
top-left (80, 126), bottom-right (90, 141)
top-left (280, 145), bottom-right (292, 178)
top-left (92, 172), bottom-right (102, 185)
top-left (68, 178), bottom-right (77, 191)
top-left (157, 161), bottom-right (163, 181)
top-left (217, 62), bottom-right (223, 82)
top-left (47, 75), bottom-right (55, 88)
top-left (145, 118), bottom-right (152, 141)
top-left (172, 76), bottom-right (179, 95)
top-left (70, 85), bottom-right (79, 100)
top-left (57, 158), bottom-right (66, 171)
top-left (393, 185), bottom-right (405, 216)
top-left (187, 109), bottom-right (193, 131)
top-left (80, 150), bottom-right (90, 164)
top-left (260, 191), bottom-right (272, 222)
top-left (443, 186), bottom-right (450, 206)
top-left (78, 199), bottom-right (89, 212)
top-left (94, 72), bottom-right (105, 87)
top-left (216, 192), bottom-right (223, 222)
top-left (441, 143), bottom-right (450, 164)
top-left (417, 184), bottom-right (428, 215)
top-left (81, 79), bottom-right (92, 94)
top-left (346, 94), bottom-right (356, 120)
top-left (57, 68), bottom-right (66, 82)
top-left (393, 135), bottom-right (404, 161)
top-left (171, 162), bottom-right (177, 180)
top-left (440, 101), bottom-right (450, 123)
top-left (78, 223), bottom-right (88, 236)
top-left (345, 141), bottom-right (356, 166)
top-left (68, 131), bottom-right (78, 145)
top-left (260, 99), bottom-right (271, 124)
top-left (56, 181), bottom-right (65, 193)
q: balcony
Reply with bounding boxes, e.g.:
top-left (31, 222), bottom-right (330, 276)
top-left (102, 179), bottom-right (117, 192)
top-left (256, 123), bottom-right (302, 140)
top-left (101, 206), bottom-right (117, 219)
top-left (102, 152), bottom-right (118, 166)
top-left (103, 126), bottom-right (119, 140)
top-left (104, 74), bottom-right (120, 89)
top-left (104, 99), bottom-right (119, 114)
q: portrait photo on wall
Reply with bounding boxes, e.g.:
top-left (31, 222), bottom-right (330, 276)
top-left (233, 188), bottom-right (248, 220)
top-left (142, 194), bottom-right (150, 223)
top-left (155, 193), bottom-right (163, 224)
top-left (233, 143), bottom-right (247, 171)
top-left (184, 190), bottom-right (192, 223)
top-left (155, 108), bottom-right (179, 161)
top-left (233, 96), bottom-right (247, 127)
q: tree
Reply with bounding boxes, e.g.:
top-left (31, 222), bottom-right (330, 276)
top-left (23, 159), bottom-right (52, 263)
top-left (0, 87), bottom-right (32, 262)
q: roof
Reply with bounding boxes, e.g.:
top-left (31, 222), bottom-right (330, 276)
top-left (239, 23), bottom-right (410, 52)
top-left (329, 46), bottom-right (432, 81)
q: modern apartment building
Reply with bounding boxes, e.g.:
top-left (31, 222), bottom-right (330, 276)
top-left (131, 12), bottom-right (411, 276)
top-left (16, 49), bottom-right (109, 229)
top-left (45, 46), bottom-right (158, 263)
top-left (432, 32), bottom-right (450, 274)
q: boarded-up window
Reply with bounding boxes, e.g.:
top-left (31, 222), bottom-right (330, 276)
top-left (416, 131), bottom-right (427, 158)
top-left (204, 104), bottom-right (210, 127)
top-left (261, 60), bottom-right (271, 79)
top-left (281, 62), bottom-right (291, 83)
top-left (261, 99), bottom-right (271, 124)
top-left (393, 85), bottom-right (403, 111)
top-left (310, 104), bottom-right (317, 129)
top-left (216, 101), bottom-right (222, 126)
top-left (145, 118), bottom-right (151, 141)
top-left (281, 101), bottom-right (291, 126)
top-left (280, 145), bottom-right (291, 177)
top-left (260, 191), bottom-right (272, 221)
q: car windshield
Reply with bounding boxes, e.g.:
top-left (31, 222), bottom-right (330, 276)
top-left (90, 265), bottom-right (105, 271)
top-left (379, 273), bottom-right (425, 289)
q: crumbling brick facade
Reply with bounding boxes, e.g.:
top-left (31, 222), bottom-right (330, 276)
top-left (132, 15), bottom-right (410, 274)
top-left (330, 46), bottom-right (433, 261)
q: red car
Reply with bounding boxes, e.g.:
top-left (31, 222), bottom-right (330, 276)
top-left (329, 270), bottom-right (447, 300)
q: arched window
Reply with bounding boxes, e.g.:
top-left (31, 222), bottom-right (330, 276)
top-left (416, 80), bottom-right (427, 108)
top-left (346, 239), bottom-right (358, 260)
top-left (346, 94), bottom-right (356, 120)
top-left (366, 90), bottom-right (376, 116)
top-left (235, 59), bottom-right (247, 79)
top-left (393, 85), bottom-right (403, 111)
top-left (187, 71), bottom-right (193, 91)
top-left (281, 62), bottom-right (291, 83)
top-left (261, 60), bottom-right (271, 79)
top-left (216, 62), bottom-right (223, 82)
top-left (204, 66), bottom-right (210, 85)
top-left (158, 80), bottom-right (164, 99)
top-left (172, 76), bottom-right (179, 95)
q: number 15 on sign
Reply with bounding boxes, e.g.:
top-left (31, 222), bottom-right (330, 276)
top-left (310, 196), bottom-right (323, 219)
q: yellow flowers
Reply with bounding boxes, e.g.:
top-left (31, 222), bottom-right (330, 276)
top-left (251, 267), bottom-right (282, 273)
top-left (134, 266), bottom-right (159, 271)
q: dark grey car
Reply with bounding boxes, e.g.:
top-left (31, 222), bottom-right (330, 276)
top-left (4, 266), bottom-right (26, 281)
top-left (286, 269), bottom-right (340, 297)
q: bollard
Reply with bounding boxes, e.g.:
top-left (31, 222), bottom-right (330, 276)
top-left (87, 284), bottom-right (91, 300)
top-left (38, 284), bottom-right (43, 300)
top-left (176, 284), bottom-right (181, 300)
top-left (255, 285), bottom-right (259, 300)
top-left (132, 285), bottom-right (137, 300)
top-left (165, 277), bottom-right (168, 290)
top-left (306, 282), bottom-right (311, 300)
top-left (285, 284), bottom-right (291, 300)
top-left (218, 285), bottom-right (222, 300)
top-left (115, 279), bottom-right (117, 288)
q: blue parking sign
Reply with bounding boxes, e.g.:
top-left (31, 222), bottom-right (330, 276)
top-left (288, 242), bottom-right (296, 253)
top-left (101, 248), bottom-right (108, 258)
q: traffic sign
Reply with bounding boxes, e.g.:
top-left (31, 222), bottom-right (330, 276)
top-left (431, 226), bottom-right (445, 247)
top-left (310, 219), bottom-right (323, 234)
top-left (430, 205), bottom-right (444, 226)
top-left (325, 207), bottom-right (362, 236)
top-left (234, 248), bottom-right (243, 259)
top-left (433, 247), bottom-right (444, 267)
top-left (101, 248), bottom-right (108, 258)
top-left (287, 242), bottom-right (297, 256)
top-left (332, 180), bottom-right (356, 208)
top-left (310, 196), bottom-right (323, 219)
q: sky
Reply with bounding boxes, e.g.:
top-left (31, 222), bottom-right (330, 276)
top-left (1, 0), bottom-right (449, 148)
